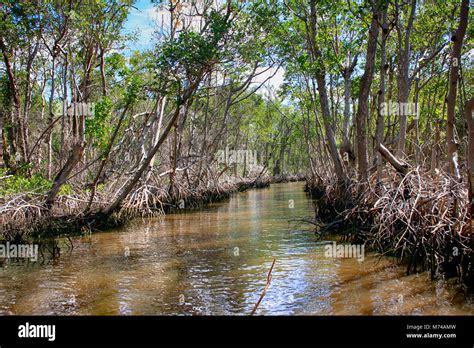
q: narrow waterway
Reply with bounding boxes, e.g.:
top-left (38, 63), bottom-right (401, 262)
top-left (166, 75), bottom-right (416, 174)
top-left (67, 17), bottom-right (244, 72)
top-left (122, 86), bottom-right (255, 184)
top-left (0, 182), bottom-right (473, 315)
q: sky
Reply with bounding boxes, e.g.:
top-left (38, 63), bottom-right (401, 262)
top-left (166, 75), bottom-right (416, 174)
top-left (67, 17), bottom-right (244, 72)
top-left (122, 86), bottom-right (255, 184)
top-left (122, 0), bottom-right (159, 51)
top-left (121, 0), bottom-right (285, 91)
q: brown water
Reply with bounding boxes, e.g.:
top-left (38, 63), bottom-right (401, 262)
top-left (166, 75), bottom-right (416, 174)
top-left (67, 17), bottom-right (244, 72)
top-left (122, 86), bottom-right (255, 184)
top-left (0, 182), bottom-right (473, 315)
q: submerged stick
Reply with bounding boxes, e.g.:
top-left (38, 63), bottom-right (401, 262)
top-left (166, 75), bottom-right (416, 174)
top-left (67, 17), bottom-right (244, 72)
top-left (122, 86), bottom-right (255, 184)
top-left (250, 259), bottom-right (276, 315)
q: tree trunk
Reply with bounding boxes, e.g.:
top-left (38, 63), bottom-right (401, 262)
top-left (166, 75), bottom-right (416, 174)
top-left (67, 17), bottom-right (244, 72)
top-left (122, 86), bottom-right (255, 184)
top-left (341, 55), bottom-right (357, 166)
top-left (308, 0), bottom-right (347, 184)
top-left (376, 8), bottom-right (388, 183)
top-left (447, 0), bottom-right (469, 179)
top-left (99, 47), bottom-right (107, 97)
top-left (47, 56), bottom-right (56, 179)
top-left (0, 111), bottom-right (3, 168)
top-left (355, 2), bottom-right (381, 182)
top-left (84, 104), bottom-right (130, 212)
top-left (377, 143), bottom-right (409, 175)
top-left (0, 37), bottom-right (22, 167)
top-left (396, 0), bottom-right (417, 156)
top-left (342, 71), bottom-right (352, 153)
top-left (145, 96), bottom-right (167, 182)
top-left (465, 97), bottom-right (474, 217)
top-left (45, 143), bottom-right (84, 209)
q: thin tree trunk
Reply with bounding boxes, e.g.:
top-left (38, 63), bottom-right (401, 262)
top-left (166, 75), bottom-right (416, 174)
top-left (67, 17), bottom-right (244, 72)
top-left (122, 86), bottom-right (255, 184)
top-left (447, 0), bottom-right (469, 179)
top-left (465, 97), bottom-right (474, 216)
top-left (396, 0), bottom-right (417, 156)
top-left (376, 8), bottom-right (388, 183)
top-left (45, 144), bottom-right (84, 209)
top-left (84, 104), bottom-right (130, 212)
top-left (355, 2), bottom-right (381, 182)
top-left (308, 0), bottom-right (347, 184)
top-left (100, 47), bottom-right (107, 97)
top-left (145, 96), bottom-right (167, 182)
top-left (0, 37), bottom-right (22, 167)
top-left (47, 57), bottom-right (56, 179)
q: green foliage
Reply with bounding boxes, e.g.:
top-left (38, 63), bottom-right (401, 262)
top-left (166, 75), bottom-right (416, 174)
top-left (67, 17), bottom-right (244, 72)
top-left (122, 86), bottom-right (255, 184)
top-left (0, 171), bottom-right (72, 196)
top-left (124, 74), bottom-right (144, 105)
top-left (86, 98), bottom-right (113, 151)
top-left (0, 174), bottom-right (49, 195)
top-left (158, 31), bottom-right (216, 77)
top-left (156, 9), bottom-right (231, 94)
top-left (106, 52), bottom-right (128, 78)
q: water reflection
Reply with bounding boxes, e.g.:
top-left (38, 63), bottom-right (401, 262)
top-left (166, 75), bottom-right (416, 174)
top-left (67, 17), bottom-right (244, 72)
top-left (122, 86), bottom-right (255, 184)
top-left (0, 182), bottom-right (472, 315)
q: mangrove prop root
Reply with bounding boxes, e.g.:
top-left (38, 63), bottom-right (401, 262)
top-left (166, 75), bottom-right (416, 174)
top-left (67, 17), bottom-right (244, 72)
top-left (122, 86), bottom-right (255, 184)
top-left (306, 167), bottom-right (473, 291)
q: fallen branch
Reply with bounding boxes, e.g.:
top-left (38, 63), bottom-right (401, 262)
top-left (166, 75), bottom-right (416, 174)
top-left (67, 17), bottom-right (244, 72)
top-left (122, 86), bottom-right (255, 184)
top-left (377, 143), bottom-right (409, 175)
top-left (250, 259), bottom-right (276, 315)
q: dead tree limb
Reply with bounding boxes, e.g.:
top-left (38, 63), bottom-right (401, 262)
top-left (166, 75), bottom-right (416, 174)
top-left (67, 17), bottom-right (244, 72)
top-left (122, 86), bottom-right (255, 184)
top-left (377, 143), bottom-right (409, 175)
top-left (250, 259), bottom-right (276, 315)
